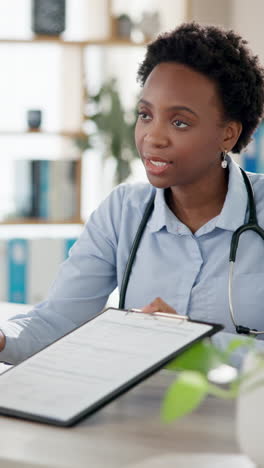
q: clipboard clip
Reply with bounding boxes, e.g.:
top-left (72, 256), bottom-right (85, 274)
top-left (125, 308), bottom-right (188, 321)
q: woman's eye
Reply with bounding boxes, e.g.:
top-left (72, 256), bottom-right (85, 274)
top-left (173, 120), bottom-right (188, 128)
top-left (137, 111), bottom-right (151, 121)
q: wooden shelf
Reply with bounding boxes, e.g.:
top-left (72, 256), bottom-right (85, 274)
top-left (0, 217), bottom-right (84, 225)
top-left (84, 38), bottom-right (148, 47)
top-left (0, 130), bottom-right (87, 138)
top-left (0, 37), bottom-right (86, 46)
top-left (0, 37), bottom-right (148, 47)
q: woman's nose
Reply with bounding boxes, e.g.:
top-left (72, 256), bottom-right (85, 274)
top-left (144, 124), bottom-right (169, 147)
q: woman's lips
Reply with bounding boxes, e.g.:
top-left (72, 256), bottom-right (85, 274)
top-left (144, 157), bottom-right (172, 175)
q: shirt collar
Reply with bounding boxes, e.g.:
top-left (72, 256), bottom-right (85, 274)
top-left (148, 155), bottom-right (248, 235)
top-left (148, 187), bottom-right (171, 233)
top-left (215, 155), bottom-right (248, 232)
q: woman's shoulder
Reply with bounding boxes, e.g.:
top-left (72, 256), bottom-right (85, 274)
top-left (112, 181), bottom-right (155, 196)
top-left (109, 182), bottom-right (156, 211)
top-left (248, 172), bottom-right (264, 217)
top-left (248, 171), bottom-right (264, 194)
top-left (86, 182), bottom-right (156, 233)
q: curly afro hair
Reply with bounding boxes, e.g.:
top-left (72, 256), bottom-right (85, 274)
top-left (137, 22), bottom-right (264, 153)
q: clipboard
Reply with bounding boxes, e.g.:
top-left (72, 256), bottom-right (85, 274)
top-left (0, 308), bottom-right (223, 427)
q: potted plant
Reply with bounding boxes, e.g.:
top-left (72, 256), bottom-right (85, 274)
top-left (236, 350), bottom-right (264, 466)
top-left (161, 337), bottom-right (264, 466)
top-left (76, 78), bottom-right (138, 184)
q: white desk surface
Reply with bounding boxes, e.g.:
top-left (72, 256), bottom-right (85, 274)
top-left (0, 303), bottom-right (253, 468)
top-left (128, 453), bottom-right (255, 468)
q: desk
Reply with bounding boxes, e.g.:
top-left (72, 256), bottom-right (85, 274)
top-left (0, 303), bottom-right (248, 468)
top-left (0, 371), bottom-right (241, 467)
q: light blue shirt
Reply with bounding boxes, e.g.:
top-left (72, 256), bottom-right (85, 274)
top-left (1, 155), bottom-right (264, 365)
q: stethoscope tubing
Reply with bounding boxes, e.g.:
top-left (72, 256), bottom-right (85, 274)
top-left (119, 167), bottom-right (264, 336)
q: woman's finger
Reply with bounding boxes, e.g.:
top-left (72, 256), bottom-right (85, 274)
top-left (141, 297), bottom-right (177, 314)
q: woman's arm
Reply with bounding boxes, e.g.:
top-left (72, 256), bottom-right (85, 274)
top-left (0, 185), bottom-right (127, 365)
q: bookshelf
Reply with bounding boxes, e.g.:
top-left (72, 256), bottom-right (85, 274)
top-left (0, 7), bottom-right (148, 226)
top-left (0, 34), bottom-right (85, 225)
top-left (0, 0), bottom-right (189, 227)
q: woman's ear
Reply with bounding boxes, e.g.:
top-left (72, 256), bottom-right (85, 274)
top-left (222, 121), bottom-right (242, 152)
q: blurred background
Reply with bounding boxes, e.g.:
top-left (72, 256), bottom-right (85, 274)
top-left (0, 0), bottom-right (263, 305)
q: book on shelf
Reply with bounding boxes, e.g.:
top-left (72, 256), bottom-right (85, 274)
top-left (1, 237), bottom-right (77, 305)
top-left (13, 159), bottom-right (78, 221)
top-left (7, 239), bottom-right (28, 304)
top-left (14, 160), bottom-right (33, 218)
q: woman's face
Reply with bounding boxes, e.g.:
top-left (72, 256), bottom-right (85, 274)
top-left (135, 62), bottom-right (235, 189)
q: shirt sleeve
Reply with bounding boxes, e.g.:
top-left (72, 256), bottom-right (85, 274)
top-left (0, 185), bottom-right (126, 365)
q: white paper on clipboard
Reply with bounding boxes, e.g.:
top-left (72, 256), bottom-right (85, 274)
top-left (0, 308), bottom-right (222, 426)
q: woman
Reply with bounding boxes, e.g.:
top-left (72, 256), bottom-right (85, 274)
top-left (1, 22), bottom-right (264, 365)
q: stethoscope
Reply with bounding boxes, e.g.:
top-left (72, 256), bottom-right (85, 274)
top-left (119, 167), bottom-right (264, 336)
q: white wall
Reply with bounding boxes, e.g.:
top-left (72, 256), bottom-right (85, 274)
top-left (188, 0), bottom-right (231, 27)
top-left (63, 0), bottom-right (110, 40)
top-left (231, 0), bottom-right (264, 64)
top-left (189, 0), bottom-right (264, 65)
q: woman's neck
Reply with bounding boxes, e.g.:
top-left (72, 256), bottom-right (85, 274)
top-left (166, 168), bottom-right (229, 234)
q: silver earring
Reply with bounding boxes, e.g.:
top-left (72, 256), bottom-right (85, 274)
top-left (221, 150), bottom-right (228, 169)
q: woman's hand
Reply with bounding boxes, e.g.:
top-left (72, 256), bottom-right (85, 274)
top-left (141, 297), bottom-right (177, 314)
top-left (0, 331), bottom-right (6, 352)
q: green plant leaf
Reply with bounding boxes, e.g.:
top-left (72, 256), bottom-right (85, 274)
top-left (78, 78), bottom-right (139, 182)
top-left (161, 371), bottom-right (208, 423)
top-left (165, 340), bottom-right (223, 375)
top-left (222, 337), bottom-right (254, 360)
